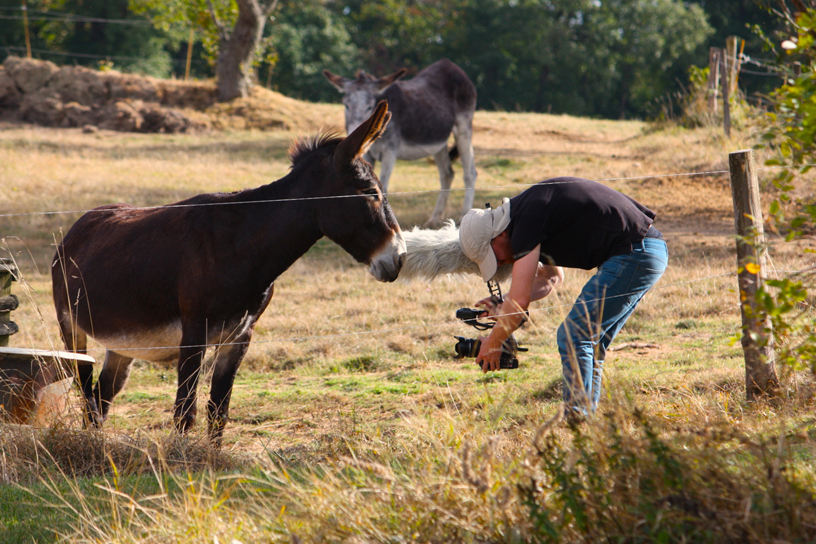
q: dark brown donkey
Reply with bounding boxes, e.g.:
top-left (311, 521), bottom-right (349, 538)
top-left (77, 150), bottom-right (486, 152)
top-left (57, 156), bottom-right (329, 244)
top-left (52, 101), bottom-right (405, 444)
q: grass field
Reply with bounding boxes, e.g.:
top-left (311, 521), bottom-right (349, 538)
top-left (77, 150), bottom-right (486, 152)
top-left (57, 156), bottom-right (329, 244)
top-left (1, 103), bottom-right (815, 542)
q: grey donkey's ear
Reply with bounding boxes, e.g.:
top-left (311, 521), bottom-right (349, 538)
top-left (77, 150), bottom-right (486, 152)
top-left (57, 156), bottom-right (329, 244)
top-left (334, 100), bottom-right (391, 165)
top-left (375, 68), bottom-right (407, 91)
top-left (323, 69), bottom-right (349, 92)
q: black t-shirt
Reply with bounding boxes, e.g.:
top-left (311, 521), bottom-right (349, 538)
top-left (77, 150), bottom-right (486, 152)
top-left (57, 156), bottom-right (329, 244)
top-left (508, 178), bottom-right (656, 270)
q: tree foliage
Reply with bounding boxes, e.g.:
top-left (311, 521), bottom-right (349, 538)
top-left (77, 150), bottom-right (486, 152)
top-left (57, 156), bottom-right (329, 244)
top-left (754, 1), bottom-right (816, 376)
top-left (0, 0), bottom-right (176, 76)
top-left (326, 0), bottom-right (713, 118)
top-left (0, 0), bottom-right (784, 117)
top-left (263, 0), bottom-right (357, 102)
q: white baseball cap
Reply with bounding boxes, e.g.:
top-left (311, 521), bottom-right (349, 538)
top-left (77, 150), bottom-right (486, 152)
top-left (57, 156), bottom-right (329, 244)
top-left (459, 198), bottom-right (511, 281)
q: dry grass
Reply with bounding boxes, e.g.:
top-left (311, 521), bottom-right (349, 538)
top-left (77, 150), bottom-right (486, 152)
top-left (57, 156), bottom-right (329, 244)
top-left (0, 101), bottom-right (815, 542)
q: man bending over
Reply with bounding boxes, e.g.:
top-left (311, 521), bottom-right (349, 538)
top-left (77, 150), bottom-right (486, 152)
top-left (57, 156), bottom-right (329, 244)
top-left (459, 177), bottom-right (668, 419)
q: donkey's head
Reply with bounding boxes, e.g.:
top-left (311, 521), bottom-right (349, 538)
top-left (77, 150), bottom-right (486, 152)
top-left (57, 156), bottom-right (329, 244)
top-left (308, 100), bottom-right (405, 282)
top-left (323, 67), bottom-right (407, 135)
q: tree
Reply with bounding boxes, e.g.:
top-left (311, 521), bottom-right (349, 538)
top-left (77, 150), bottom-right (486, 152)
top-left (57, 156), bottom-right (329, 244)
top-left (262, 0), bottom-right (357, 103)
top-left (130, 0), bottom-right (279, 101)
top-left (427, 0), bottom-right (712, 118)
top-left (210, 0), bottom-right (278, 101)
top-left (0, 0), bottom-right (176, 77)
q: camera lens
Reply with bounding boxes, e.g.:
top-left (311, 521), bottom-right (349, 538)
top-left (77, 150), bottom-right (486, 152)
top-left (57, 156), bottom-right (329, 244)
top-left (453, 337), bottom-right (480, 358)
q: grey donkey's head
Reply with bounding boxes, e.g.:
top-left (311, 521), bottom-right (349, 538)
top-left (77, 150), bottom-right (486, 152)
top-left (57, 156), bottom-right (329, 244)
top-left (323, 68), bottom-right (407, 135)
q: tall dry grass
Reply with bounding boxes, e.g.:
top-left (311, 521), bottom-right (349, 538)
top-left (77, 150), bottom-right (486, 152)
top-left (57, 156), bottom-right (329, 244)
top-left (28, 396), bottom-right (814, 543)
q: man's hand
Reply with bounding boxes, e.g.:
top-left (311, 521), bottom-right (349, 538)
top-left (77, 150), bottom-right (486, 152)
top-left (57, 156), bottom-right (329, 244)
top-left (475, 335), bottom-right (502, 372)
top-left (475, 295), bottom-right (502, 320)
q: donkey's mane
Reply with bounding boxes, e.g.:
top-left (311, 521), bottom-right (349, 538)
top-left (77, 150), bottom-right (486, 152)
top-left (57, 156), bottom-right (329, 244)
top-left (289, 132), bottom-right (343, 167)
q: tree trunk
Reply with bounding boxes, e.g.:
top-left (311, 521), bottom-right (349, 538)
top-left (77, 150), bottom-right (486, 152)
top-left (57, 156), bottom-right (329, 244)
top-left (216, 0), bottom-right (268, 102)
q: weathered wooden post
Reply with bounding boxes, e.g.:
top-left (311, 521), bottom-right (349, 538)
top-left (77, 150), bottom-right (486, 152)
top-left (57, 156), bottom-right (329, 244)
top-left (728, 150), bottom-right (780, 399)
top-left (708, 47), bottom-right (720, 114)
top-left (721, 50), bottom-right (731, 138)
top-left (726, 36), bottom-right (741, 96)
top-left (22, 0), bottom-right (32, 59)
top-left (0, 259), bottom-right (19, 347)
top-left (185, 26), bottom-right (194, 81)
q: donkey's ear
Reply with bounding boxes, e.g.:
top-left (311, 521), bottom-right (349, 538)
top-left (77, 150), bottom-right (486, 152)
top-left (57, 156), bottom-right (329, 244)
top-left (335, 100), bottom-right (391, 165)
top-left (323, 69), bottom-right (348, 92)
top-left (375, 68), bottom-right (407, 91)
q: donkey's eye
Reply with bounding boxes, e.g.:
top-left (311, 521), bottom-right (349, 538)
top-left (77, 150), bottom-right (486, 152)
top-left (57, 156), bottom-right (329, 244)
top-left (361, 188), bottom-right (380, 199)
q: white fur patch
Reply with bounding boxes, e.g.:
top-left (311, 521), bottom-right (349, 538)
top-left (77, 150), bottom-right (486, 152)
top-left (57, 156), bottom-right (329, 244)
top-left (96, 322), bottom-right (183, 363)
top-left (395, 141), bottom-right (448, 161)
top-left (93, 318), bottom-right (252, 364)
top-left (400, 220), bottom-right (512, 282)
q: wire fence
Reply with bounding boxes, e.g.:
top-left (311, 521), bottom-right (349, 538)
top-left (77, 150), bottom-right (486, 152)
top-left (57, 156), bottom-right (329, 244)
top-left (0, 9), bottom-right (151, 26)
top-left (3, 157), bottom-right (810, 356)
top-left (1, 45), bottom-right (207, 65)
top-left (1, 163), bottom-right (812, 220)
top-left (31, 270), bottom-right (741, 356)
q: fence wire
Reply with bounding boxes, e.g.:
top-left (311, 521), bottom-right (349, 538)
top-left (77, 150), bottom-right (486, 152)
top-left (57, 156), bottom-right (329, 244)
top-left (0, 169), bottom-right (743, 219)
top-left (2, 163), bottom-right (814, 220)
top-left (39, 270), bottom-right (738, 356)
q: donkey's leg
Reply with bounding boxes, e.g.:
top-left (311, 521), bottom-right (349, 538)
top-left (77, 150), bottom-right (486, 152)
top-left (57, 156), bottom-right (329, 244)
top-left (453, 112), bottom-right (478, 219)
top-left (426, 146), bottom-right (455, 227)
top-left (93, 350), bottom-right (135, 423)
top-left (56, 310), bottom-right (99, 426)
top-left (207, 333), bottom-right (252, 446)
top-left (174, 324), bottom-right (207, 434)
top-left (377, 149), bottom-right (398, 193)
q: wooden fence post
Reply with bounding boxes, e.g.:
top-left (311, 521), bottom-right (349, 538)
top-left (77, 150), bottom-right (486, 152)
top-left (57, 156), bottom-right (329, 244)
top-left (708, 47), bottom-right (720, 114)
top-left (185, 26), bottom-right (194, 81)
top-left (726, 36), bottom-right (740, 95)
top-left (0, 259), bottom-right (19, 347)
top-left (721, 50), bottom-right (731, 138)
top-left (22, 0), bottom-right (32, 59)
top-left (728, 150), bottom-right (780, 399)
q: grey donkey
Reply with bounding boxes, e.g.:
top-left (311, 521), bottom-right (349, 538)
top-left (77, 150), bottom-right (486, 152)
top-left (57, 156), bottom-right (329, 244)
top-left (324, 59), bottom-right (478, 227)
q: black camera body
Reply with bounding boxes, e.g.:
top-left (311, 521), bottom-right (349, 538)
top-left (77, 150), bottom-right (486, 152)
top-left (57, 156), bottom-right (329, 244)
top-left (453, 334), bottom-right (520, 369)
top-left (453, 305), bottom-right (526, 370)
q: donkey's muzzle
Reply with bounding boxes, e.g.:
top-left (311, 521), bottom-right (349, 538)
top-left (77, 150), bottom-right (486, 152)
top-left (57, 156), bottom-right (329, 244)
top-left (369, 233), bottom-right (406, 282)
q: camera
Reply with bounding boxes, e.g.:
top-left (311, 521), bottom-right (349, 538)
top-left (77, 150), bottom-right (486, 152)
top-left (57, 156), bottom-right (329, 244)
top-left (453, 306), bottom-right (526, 370)
top-left (453, 334), bottom-right (520, 369)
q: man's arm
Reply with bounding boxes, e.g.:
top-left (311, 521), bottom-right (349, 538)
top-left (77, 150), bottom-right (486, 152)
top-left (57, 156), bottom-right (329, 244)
top-left (476, 245), bottom-right (541, 372)
top-left (530, 264), bottom-right (564, 302)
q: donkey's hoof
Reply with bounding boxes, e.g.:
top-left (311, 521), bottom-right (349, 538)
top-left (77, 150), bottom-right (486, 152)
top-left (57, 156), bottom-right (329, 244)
top-left (173, 415), bottom-right (196, 434)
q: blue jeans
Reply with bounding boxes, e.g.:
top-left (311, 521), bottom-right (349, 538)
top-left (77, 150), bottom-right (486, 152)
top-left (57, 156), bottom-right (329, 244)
top-left (556, 238), bottom-right (668, 416)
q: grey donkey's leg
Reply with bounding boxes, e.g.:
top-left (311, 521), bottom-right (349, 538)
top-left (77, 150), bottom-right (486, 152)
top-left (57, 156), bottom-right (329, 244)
top-left (453, 112), bottom-right (477, 219)
top-left (377, 149), bottom-right (398, 193)
top-left (93, 350), bottom-right (135, 423)
top-left (426, 145), bottom-right (455, 227)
